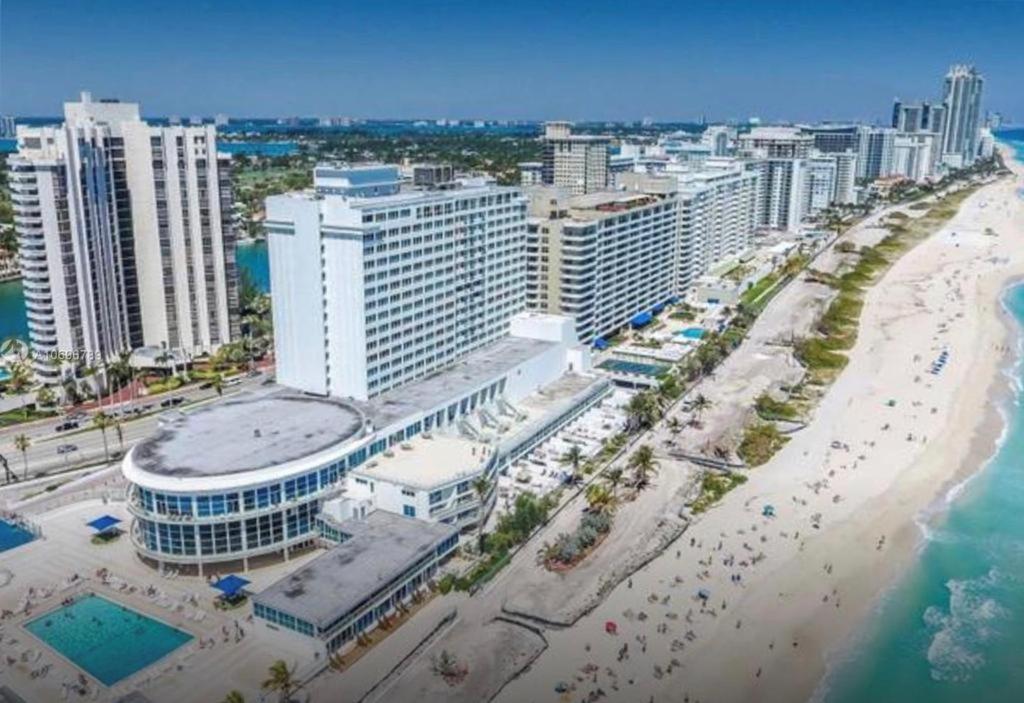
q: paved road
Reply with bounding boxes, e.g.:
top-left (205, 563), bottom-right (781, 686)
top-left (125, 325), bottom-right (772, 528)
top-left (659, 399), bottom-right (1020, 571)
top-left (0, 372), bottom-right (272, 481)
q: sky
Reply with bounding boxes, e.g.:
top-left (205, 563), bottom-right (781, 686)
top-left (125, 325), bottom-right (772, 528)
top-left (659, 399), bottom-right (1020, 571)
top-left (1, 0), bottom-right (1022, 123)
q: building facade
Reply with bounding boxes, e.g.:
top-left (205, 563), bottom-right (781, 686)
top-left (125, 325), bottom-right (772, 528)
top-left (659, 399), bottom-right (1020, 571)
top-left (525, 187), bottom-right (678, 345)
top-left (266, 165), bottom-right (527, 401)
top-left (9, 92), bottom-right (238, 383)
top-left (856, 126), bottom-right (896, 180)
top-left (540, 121), bottom-right (610, 195)
top-left (940, 64), bottom-right (984, 168)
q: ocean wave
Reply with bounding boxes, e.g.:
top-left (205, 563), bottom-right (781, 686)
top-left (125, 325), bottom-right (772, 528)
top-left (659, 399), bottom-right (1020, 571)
top-left (924, 567), bottom-right (1007, 682)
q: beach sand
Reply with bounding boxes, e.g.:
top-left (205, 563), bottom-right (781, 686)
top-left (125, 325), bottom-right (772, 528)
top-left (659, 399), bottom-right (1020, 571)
top-left (495, 150), bottom-right (1024, 703)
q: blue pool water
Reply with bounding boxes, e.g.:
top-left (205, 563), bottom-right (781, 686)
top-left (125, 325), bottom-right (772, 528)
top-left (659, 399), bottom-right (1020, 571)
top-left (0, 519), bottom-right (35, 552)
top-left (676, 327), bottom-right (706, 341)
top-left (818, 142), bottom-right (1024, 703)
top-left (598, 359), bottom-right (670, 377)
top-left (25, 593), bottom-right (193, 686)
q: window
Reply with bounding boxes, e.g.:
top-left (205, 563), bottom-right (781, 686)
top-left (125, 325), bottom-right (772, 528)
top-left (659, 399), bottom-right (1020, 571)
top-left (403, 505), bottom-right (416, 518)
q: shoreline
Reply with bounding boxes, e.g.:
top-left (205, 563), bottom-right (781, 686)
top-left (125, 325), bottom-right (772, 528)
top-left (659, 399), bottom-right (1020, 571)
top-left (493, 147), bottom-right (1024, 703)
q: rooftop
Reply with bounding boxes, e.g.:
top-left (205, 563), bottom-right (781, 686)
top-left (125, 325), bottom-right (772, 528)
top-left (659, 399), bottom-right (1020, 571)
top-left (351, 434), bottom-right (492, 489)
top-left (253, 511), bottom-right (457, 631)
top-left (355, 335), bottom-right (557, 430)
top-left (131, 388), bottom-right (367, 478)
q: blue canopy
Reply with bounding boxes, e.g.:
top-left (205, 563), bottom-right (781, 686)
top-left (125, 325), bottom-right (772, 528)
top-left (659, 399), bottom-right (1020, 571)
top-left (87, 515), bottom-right (122, 533)
top-left (593, 337), bottom-right (609, 350)
top-left (630, 311), bottom-right (653, 328)
top-left (211, 575), bottom-right (251, 596)
top-left (652, 303), bottom-right (665, 314)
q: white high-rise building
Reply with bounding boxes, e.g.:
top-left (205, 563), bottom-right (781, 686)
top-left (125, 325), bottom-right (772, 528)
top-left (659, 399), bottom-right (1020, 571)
top-left (701, 125), bottom-right (734, 156)
top-left (736, 127), bottom-right (814, 232)
top-left (266, 165), bottom-right (528, 400)
top-left (831, 151), bottom-right (858, 205)
top-left (801, 155), bottom-right (838, 216)
top-left (940, 64), bottom-right (984, 168)
top-left (0, 116), bottom-right (16, 138)
top-left (664, 164), bottom-right (758, 288)
top-left (892, 133), bottom-right (938, 182)
top-left (9, 92), bottom-right (239, 383)
top-left (541, 121), bottom-right (610, 195)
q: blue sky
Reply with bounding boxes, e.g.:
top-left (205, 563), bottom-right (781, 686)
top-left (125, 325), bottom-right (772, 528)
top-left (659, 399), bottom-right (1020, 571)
top-left (2, 0), bottom-right (1021, 122)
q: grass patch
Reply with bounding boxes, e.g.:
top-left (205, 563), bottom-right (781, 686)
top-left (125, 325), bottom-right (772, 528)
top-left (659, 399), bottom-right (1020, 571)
top-left (754, 392), bottom-right (799, 420)
top-left (737, 422), bottom-right (789, 467)
top-left (690, 472), bottom-right (748, 514)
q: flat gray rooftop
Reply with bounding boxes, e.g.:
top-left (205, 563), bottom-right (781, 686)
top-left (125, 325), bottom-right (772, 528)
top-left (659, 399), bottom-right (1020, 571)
top-left (132, 388), bottom-right (367, 478)
top-left (355, 336), bottom-right (557, 430)
top-left (253, 511), bottom-right (457, 631)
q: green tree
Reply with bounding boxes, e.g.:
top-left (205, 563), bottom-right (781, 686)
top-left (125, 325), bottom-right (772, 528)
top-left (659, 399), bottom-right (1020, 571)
top-left (13, 433), bottom-right (30, 480)
top-left (261, 660), bottom-right (297, 703)
top-left (628, 444), bottom-right (659, 491)
top-left (92, 411), bottom-right (113, 463)
top-left (585, 483), bottom-right (618, 516)
top-left (220, 692), bottom-right (245, 703)
top-left (560, 444), bottom-right (585, 483)
top-left (471, 476), bottom-right (491, 553)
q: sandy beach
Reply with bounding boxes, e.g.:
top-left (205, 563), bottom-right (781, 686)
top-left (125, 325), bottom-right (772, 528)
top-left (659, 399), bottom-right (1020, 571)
top-left (495, 149), bottom-right (1024, 703)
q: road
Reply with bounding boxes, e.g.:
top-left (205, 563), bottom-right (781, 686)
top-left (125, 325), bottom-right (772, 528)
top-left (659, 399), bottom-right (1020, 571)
top-left (0, 371), bottom-right (273, 481)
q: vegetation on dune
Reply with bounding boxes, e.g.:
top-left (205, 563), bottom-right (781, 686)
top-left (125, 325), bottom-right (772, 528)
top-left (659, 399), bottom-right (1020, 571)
top-left (689, 471), bottom-right (749, 514)
top-left (754, 391), bottom-right (800, 421)
top-left (737, 421), bottom-right (789, 467)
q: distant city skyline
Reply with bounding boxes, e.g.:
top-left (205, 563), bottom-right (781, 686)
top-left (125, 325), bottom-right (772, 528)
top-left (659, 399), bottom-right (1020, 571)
top-left (2, 0), bottom-right (1022, 122)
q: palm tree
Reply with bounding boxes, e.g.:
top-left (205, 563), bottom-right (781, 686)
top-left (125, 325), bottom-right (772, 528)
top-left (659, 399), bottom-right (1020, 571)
top-left (261, 659), bottom-right (297, 703)
top-left (560, 445), bottom-right (585, 484)
top-left (585, 484), bottom-right (618, 516)
top-left (691, 394), bottom-right (711, 422)
top-left (13, 433), bottom-right (30, 480)
top-left (6, 360), bottom-right (32, 417)
top-left (628, 444), bottom-right (660, 491)
top-left (667, 416), bottom-right (682, 436)
top-left (220, 692), bottom-right (245, 703)
top-left (114, 420), bottom-right (124, 454)
top-left (625, 391), bottom-right (661, 432)
top-left (603, 466), bottom-right (625, 493)
top-left (471, 476), bottom-right (491, 552)
top-left (211, 373), bottom-right (224, 396)
top-left (92, 411), bottom-right (112, 463)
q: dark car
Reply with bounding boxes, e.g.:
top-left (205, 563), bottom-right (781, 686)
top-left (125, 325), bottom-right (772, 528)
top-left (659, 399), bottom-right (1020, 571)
top-left (55, 420), bottom-right (79, 432)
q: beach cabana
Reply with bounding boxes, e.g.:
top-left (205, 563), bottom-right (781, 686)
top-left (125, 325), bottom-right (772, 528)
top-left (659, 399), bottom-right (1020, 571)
top-left (211, 574), bottom-right (251, 607)
top-left (762, 505), bottom-right (776, 518)
top-left (87, 515), bottom-right (123, 544)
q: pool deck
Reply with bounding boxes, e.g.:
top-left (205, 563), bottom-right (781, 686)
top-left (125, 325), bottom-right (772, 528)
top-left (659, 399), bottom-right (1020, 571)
top-left (0, 499), bottom-right (321, 703)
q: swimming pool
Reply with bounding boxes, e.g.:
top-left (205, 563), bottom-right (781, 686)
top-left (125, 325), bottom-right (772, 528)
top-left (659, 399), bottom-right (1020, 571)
top-left (0, 519), bottom-right (35, 552)
top-left (24, 593), bottom-right (193, 686)
top-left (598, 359), bottom-right (671, 377)
top-left (676, 327), bottom-right (706, 341)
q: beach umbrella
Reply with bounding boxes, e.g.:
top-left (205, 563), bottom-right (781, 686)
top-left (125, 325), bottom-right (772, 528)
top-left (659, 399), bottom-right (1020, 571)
top-left (697, 588), bottom-right (710, 600)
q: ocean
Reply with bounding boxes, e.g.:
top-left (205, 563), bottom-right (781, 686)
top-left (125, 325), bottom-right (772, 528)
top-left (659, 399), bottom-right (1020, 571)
top-left (816, 137), bottom-right (1024, 703)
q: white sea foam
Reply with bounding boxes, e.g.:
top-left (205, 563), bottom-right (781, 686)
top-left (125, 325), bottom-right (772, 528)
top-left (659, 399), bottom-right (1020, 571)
top-left (924, 568), bottom-right (1007, 682)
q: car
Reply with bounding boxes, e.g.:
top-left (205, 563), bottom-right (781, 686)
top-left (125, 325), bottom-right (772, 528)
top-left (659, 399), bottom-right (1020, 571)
top-left (160, 396), bottom-right (186, 408)
top-left (56, 444), bottom-right (77, 454)
top-left (55, 420), bottom-right (79, 432)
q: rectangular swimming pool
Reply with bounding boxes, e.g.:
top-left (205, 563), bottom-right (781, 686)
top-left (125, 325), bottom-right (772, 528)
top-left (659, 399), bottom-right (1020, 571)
top-left (598, 359), bottom-right (671, 377)
top-left (0, 519), bottom-right (35, 553)
top-left (24, 593), bottom-right (193, 686)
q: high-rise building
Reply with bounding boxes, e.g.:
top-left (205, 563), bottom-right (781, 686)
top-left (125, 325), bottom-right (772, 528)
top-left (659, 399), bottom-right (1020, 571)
top-left (9, 92), bottom-right (239, 384)
top-left (525, 186), bottom-right (678, 344)
top-left (892, 133), bottom-right (938, 182)
top-left (831, 151), bottom-right (859, 204)
top-left (940, 64), bottom-right (984, 168)
top-left (266, 165), bottom-right (528, 400)
top-left (518, 161), bottom-right (543, 186)
top-left (701, 125), bottom-right (733, 156)
top-left (801, 156), bottom-right (838, 216)
top-left (856, 126), bottom-right (896, 180)
top-left (800, 124), bottom-right (860, 154)
top-left (736, 128), bottom-right (813, 231)
top-left (0, 116), bottom-right (16, 139)
top-left (664, 164), bottom-right (758, 288)
top-left (541, 121), bottom-right (610, 195)
top-left (891, 100), bottom-right (945, 134)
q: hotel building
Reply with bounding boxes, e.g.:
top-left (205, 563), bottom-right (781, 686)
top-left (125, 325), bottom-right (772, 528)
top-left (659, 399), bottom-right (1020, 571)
top-left (9, 92), bottom-right (238, 383)
top-left (856, 126), bottom-right (897, 180)
top-left (525, 186), bottom-right (678, 345)
top-left (265, 165), bottom-right (527, 401)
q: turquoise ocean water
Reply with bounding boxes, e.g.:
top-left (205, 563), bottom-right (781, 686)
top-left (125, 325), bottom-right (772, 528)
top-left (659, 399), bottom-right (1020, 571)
top-left (817, 136), bottom-right (1024, 703)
